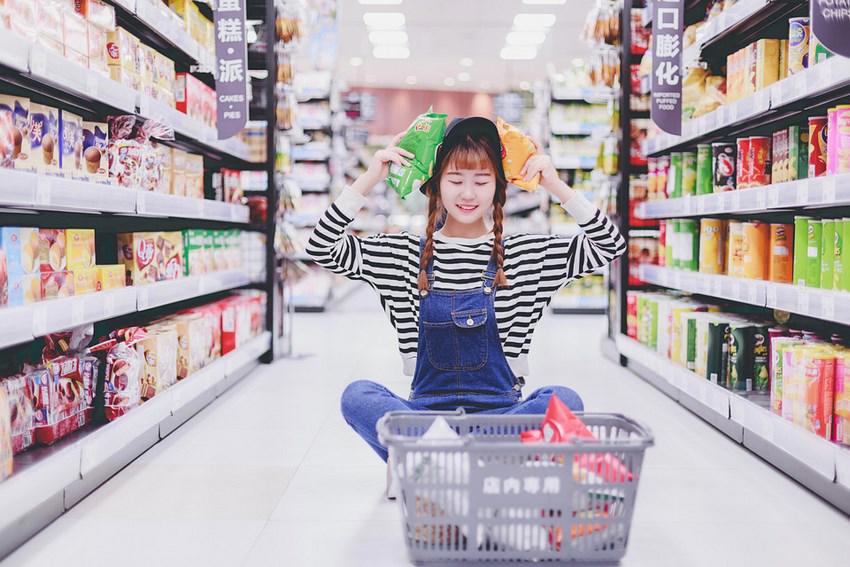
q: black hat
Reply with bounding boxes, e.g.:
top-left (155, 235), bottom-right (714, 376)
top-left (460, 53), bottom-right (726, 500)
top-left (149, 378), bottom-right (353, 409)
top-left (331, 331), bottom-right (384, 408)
top-left (420, 116), bottom-right (504, 194)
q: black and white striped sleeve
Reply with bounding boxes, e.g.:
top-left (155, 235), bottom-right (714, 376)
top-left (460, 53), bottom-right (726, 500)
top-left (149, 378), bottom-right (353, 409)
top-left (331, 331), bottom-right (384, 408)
top-left (544, 192), bottom-right (626, 288)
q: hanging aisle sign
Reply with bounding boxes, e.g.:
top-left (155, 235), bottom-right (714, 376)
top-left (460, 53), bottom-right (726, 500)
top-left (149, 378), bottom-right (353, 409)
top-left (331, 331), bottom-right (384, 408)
top-left (811, 0), bottom-right (850, 59)
top-left (650, 0), bottom-right (684, 135)
top-left (215, 0), bottom-right (249, 139)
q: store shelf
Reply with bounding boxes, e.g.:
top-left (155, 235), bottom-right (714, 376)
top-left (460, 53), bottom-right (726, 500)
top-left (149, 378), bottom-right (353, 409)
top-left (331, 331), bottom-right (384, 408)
top-left (137, 191), bottom-right (250, 223)
top-left (551, 295), bottom-right (608, 315)
top-left (694, 0), bottom-right (772, 51)
top-left (550, 86), bottom-right (618, 103)
top-left (132, 0), bottom-right (214, 68)
top-left (550, 123), bottom-right (611, 136)
top-left (637, 264), bottom-right (850, 327)
top-left (637, 174), bottom-right (850, 219)
top-left (0, 331), bottom-right (270, 560)
top-left (554, 156), bottom-right (598, 170)
top-left (615, 333), bottom-right (850, 513)
top-left (137, 270), bottom-right (256, 311)
top-left (645, 56), bottom-right (850, 156)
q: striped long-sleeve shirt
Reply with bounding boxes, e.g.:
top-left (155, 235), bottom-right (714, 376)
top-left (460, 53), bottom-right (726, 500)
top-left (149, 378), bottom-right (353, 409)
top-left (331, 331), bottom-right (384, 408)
top-left (307, 186), bottom-right (626, 377)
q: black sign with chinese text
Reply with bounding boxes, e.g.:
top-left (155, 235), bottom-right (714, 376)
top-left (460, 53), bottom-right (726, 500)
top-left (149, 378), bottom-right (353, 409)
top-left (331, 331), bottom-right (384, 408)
top-left (215, 0), bottom-right (249, 139)
top-left (811, 0), bottom-right (850, 59)
top-left (650, 0), bottom-right (684, 136)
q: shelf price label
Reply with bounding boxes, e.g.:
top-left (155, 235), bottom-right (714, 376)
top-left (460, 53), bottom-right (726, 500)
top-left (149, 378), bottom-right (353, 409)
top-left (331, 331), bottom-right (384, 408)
top-left (823, 177), bottom-right (837, 204)
top-left (747, 283), bottom-right (758, 305)
top-left (755, 188), bottom-right (767, 210)
top-left (797, 290), bottom-right (810, 315)
top-left (36, 176), bottom-right (51, 206)
top-left (821, 293), bottom-right (836, 320)
top-left (766, 285), bottom-right (778, 307)
top-left (796, 180), bottom-right (809, 205)
top-left (731, 190), bottom-right (741, 210)
top-left (768, 187), bottom-right (780, 208)
top-left (32, 305), bottom-right (48, 337)
top-left (71, 300), bottom-right (85, 326)
top-left (711, 276), bottom-right (723, 297)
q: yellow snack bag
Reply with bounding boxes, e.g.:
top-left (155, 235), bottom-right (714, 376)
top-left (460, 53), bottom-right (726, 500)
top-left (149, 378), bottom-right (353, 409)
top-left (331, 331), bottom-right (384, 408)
top-left (496, 117), bottom-right (539, 191)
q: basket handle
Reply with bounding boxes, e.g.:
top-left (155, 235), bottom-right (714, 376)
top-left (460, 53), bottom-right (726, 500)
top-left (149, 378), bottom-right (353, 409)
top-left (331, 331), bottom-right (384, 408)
top-left (376, 408), bottom-right (466, 447)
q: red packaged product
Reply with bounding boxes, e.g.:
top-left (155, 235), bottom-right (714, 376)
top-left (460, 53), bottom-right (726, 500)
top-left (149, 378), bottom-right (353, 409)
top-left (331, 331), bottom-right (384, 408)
top-left (736, 137), bottom-right (751, 188)
top-left (100, 338), bottom-right (143, 421)
top-left (748, 136), bottom-right (771, 187)
top-left (658, 220), bottom-right (667, 267)
top-left (808, 116), bottom-right (828, 178)
top-left (627, 292), bottom-right (638, 339)
top-left (31, 356), bottom-right (94, 445)
top-left (2, 374), bottom-right (36, 454)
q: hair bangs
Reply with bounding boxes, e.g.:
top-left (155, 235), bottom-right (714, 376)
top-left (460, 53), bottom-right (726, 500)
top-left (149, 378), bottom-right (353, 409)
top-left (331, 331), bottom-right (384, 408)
top-left (443, 137), bottom-right (496, 174)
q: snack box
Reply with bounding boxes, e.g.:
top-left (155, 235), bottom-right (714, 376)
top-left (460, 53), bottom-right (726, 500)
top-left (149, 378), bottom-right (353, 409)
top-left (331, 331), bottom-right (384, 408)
top-left (117, 232), bottom-right (158, 285)
top-left (171, 148), bottom-right (187, 196)
top-left (0, 94), bottom-right (32, 171)
top-left (66, 228), bottom-right (95, 270)
top-left (74, 0), bottom-right (117, 31)
top-left (106, 27), bottom-right (140, 91)
top-left (136, 324), bottom-right (178, 400)
top-left (41, 270), bottom-right (75, 299)
top-left (102, 340), bottom-right (142, 421)
top-left (184, 153), bottom-right (204, 199)
top-left (33, 0), bottom-right (63, 50)
top-left (33, 357), bottom-right (93, 446)
top-left (156, 231), bottom-right (184, 281)
top-left (86, 21), bottom-right (108, 75)
top-left (172, 313), bottom-right (206, 379)
top-left (8, 273), bottom-right (41, 305)
top-left (182, 228), bottom-right (209, 276)
top-left (82, 121), bottom-right (108, 182)
top-left (0, 227), bottom-right (40, 275)
top-left (72, 267), bottom-right (98, 295)
top-left (29, 103), bottom-right (59, 176)
top-left (59, 110), bottom-right (84, 179)
top-left (39, 228), bottom-right (67, 273)
top-left (96, 264), bottom-right (125, 291)
top-left (2, 374), bottom-right (36, 454)
top-left (62, 8), bottom-right (89, 67)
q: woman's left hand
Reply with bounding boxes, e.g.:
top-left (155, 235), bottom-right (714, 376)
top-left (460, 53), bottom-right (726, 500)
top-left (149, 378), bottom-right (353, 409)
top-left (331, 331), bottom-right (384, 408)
top-left (520, 152), bottom-right (574, 202)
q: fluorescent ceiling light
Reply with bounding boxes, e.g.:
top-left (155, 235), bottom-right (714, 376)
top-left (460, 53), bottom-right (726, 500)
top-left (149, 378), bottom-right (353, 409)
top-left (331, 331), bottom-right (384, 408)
top-left (363, 12), bottom-right (405, 28)
top-left (513, 13), bottom-right (556, 28)
top-left (405, 75), bottom-right (417, 85)
top-left (500, 45), bottom-right (538, 60)
top-left (350, 56), bottom-right (364, 67)
top-left (368, 30), bottom-right (408, 45)
top-left (460, 57), bottom-right (474, 67)
top-left (457, 71), bottom-right (470, 82)
top-left (373, 45), bottom-right (410, 59)
top-left (444, 77), bottom-right (456, 87)
top-left (359, 0), bottom-right (403, 4)
top-left (522, 0), bottom-right (566, 4)
top-left (505, 30), bottom-right (547, 45)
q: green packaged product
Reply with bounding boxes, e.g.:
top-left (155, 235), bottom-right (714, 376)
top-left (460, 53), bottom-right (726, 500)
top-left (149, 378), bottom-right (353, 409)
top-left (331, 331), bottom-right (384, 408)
top-left (182, 229), bottom-right (208, 276)
top-left (842, 219), bottom-right (850, 291)
top-left (666, 220), bottom-right (676, 267)
top-left (385, 107), bottom-right (448, 199)
top-left (807, 219), bottom-right (822, 288)
top-left (729, 324), bottom-right (756, 392)
top-left (706, 320), bottom-right (731, 387)
top-left (684, 313), bottom-right (700, 371)
top-left (696, 144), bottom-right (713, 195)
top-left (788, 125), bottom-right (809, 181)
top-left (793, 216), bottom-right (810, 285)
top-left (770, 337), bottom-right (803, 414)
top-left (753, 325), bottom-right (770, 393)
top-left (668, 152), bottom-right (683, 198)
top-left (679, 219), bottom-right (699, 271)
top-left (648, 298), bottom-right (659, 350)
top-left (682, 151), bottom-right (697, 196)
top-left (834, 219), bottom-right (844, 289)
top-left (821, 219), bottom-right (835, 289)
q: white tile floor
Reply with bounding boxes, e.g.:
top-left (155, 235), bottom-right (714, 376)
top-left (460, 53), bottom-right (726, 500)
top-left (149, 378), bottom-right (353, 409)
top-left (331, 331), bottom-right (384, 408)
top-left (5, 286), bottom-right (850, 566)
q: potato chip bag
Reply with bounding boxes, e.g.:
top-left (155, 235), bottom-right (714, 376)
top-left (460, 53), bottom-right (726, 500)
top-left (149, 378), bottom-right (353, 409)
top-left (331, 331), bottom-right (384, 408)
top-left (386, 107), bottom-right (447, 200)
top-left (496, 117), bottom-right (539, 191)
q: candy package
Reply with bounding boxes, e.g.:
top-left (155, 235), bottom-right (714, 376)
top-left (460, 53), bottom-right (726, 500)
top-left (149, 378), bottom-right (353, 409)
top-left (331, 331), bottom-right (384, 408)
top-left (385, 107), bottom-right (447, 199)
top-left (496, 117), bottom-right (539, 191)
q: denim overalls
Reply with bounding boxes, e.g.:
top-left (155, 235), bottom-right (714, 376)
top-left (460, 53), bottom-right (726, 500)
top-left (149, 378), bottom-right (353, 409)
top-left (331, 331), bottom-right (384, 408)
top-left (410, 238), bottom-right (522, 411)
top-left (339, 238), bottom-right (584, 462)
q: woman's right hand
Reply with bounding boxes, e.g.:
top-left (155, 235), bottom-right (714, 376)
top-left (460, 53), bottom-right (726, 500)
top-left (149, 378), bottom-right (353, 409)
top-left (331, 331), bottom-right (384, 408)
top-left (355, 132), bottom-right (414, 194)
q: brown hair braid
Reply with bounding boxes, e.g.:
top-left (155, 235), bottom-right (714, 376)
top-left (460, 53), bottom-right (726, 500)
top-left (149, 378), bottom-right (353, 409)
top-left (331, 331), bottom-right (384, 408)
top-left (417, 133), bottom-right (509, 292)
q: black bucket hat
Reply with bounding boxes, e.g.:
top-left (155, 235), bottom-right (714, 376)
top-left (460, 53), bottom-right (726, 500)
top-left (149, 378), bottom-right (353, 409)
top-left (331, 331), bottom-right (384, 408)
top-left (420, 116), bottom-right (505, 194)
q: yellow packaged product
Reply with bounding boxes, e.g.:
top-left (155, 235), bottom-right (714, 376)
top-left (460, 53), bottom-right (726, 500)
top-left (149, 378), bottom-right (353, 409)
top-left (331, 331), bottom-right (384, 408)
top-left (72, 267), bottom-right (98, 295)
top-left (65, 229), bottom-right (96, 270)
top-left (496, 117), bottom-right (539, 191)
top-left (137, 324), bottom-right (178, 400)
top-left (755, 39), bottom-right (780, 90)
top-left (727, 221), bottom-right (745, 277)
top-left (96, 264), bottom-right (126, 290)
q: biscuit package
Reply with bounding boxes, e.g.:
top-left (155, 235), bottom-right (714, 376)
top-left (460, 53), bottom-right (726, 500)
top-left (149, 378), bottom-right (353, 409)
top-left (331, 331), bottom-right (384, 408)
top-left (1, 374), bottom-right (35, 454)
top-left (496, 117), bottom-right (540, 192)
top-left (82, 121), bottom-right (108, 182)
top-left (117, 232), bottom-right (157, 285)
top-left (136, 324), bottom-right (177, 400)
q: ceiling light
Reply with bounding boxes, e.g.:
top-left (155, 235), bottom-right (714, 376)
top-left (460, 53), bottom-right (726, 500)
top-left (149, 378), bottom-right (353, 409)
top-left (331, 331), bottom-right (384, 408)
top-left (350, 56), bottom-right (364, 67)
top-left (500, 45), bottom-right (538, 60)
top-left (522, 0), bottom-right (566, 4)
top-left (372, 45), bottom-right (410, 59)
top-left (444, 77), bottom-right (456, 87)
top-left (519, 81), bottom-right (531, 91)
top-left (359, 0), bottom-right (403, 4)
top-left (505, 30), bottom-right (547, 45)
top-left (457, 71), bottom-right (470, 82)
top-left (460, 57), bottom-right (474, 67)
top-left (513, 13), bottom-right (556, 28)
top-left (363, 12), bottom-right (405, 28)
top-left (368, 30), bottom-right (408, 45)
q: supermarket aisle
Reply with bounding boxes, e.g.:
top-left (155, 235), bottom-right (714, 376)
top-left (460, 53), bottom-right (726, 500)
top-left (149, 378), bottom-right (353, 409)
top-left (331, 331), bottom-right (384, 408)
top-left (5, 286), bottom-right (850, 567)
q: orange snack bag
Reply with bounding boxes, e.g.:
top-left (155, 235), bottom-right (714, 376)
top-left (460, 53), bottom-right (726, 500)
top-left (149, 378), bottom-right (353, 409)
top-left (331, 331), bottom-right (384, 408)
top-left (496, 117), bottom-right (539, 191)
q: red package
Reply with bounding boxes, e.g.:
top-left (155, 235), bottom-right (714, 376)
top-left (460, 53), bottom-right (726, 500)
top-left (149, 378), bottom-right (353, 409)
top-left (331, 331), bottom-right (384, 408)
top-left (31, 356), bottom-right (93, 445)
top-left (2, 373), bottom-right (35, 454)
top-left (102, 341), bottom-right (142, 421)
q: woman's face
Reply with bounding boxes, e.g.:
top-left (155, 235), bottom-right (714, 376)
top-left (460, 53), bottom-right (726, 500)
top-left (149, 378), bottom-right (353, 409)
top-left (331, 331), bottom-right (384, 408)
top-left (439, 165), bottom-right (496, 226)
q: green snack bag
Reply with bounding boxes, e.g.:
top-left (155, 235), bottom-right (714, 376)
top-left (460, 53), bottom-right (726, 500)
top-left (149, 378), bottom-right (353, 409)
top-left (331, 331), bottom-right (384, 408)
top-left (385, 107), bottom-right (447, 199)
top-left (807, 220), bottom-right (822, 288)
top-left (842, 219), bottom-right (850, 291)
top-left (793, 216), bottom-right (809, 285)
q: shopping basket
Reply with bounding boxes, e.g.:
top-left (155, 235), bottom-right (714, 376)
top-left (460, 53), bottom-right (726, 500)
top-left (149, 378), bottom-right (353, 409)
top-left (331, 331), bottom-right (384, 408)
top-left (377, 410), bottom-right (654, 564)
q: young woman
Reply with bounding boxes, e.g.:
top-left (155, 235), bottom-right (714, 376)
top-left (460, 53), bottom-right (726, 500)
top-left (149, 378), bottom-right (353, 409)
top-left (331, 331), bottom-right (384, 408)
top-left (307, 117), bottom-right (625, 462)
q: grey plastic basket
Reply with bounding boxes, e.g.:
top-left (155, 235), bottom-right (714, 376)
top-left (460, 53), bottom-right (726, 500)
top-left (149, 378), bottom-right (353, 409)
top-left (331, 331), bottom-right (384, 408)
top-left (377, 410), bottom-right (654, 564)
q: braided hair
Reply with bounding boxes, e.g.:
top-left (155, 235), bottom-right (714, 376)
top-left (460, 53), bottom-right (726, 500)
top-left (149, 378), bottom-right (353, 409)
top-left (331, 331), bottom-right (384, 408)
top-left (417, 134), bottom-right (509, 292)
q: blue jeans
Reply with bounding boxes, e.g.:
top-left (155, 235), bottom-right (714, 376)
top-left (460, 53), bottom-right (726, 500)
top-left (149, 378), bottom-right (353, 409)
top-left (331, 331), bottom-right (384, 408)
top-left (340, 380), bottom-right (585, 462)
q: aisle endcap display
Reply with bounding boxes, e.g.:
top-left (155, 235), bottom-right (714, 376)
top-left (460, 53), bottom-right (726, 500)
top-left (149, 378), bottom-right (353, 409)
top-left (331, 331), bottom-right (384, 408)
top-left (637, 172), bottom-right (850, 218)
top-left (615, 334), bottom-right (850, 501)
top-left (645, 55), bottom-right (850, 156)
top-left (0, 331), bottom-right (270, 557)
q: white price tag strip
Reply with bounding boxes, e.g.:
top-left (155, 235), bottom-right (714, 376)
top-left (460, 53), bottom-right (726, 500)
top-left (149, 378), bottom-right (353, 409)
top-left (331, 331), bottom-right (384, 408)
top-left (821, 293), bottom-right (836, 320)
top-left (32, 304), bottom-right (48, 336)
top-left (137, 192), bottom-right (147, 214)
top-left (732, 280), bottom-right (742, 300)
top-left (768, 187), bottom-right (780, 208)
top-left (796, 181), bottom-right (809, 205)
top-left (104, 292), bottom-right (116, 318)
top-left (36, 176), bottom-right (51, 206)
top-left (756, 189), bottom-right (766, 209)
top-left (712, 277), bottom-right (723, 297)
top-left (138, 287), bottom-right (149, 310)
top-left (823, 178), bottom-right (836, 204)
top-left (766, 285), bottom-right (777, 307)
top-left (71, 300), bottom-right (85, 326)
top-left (86, 74), bottom-right (99, 98)
top-left (731, 191), bottom-right (741, 210)
top-left (747, 284), bottom-right (758, 304)
top-left (797, 290), bottom-right (810, 314)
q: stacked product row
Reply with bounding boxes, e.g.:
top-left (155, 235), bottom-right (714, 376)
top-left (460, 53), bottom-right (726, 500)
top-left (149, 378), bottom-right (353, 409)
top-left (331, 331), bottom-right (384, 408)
top-left (627, 290), bottom-right (849, 445)
top-left (0, 226), bottom-right (256, 306)
top-left (0, 291), bottom-right (266, 482)
top-left (646, 105), bottom-right (848, 200)
top-left (657, 216), bottom-right (850, 291)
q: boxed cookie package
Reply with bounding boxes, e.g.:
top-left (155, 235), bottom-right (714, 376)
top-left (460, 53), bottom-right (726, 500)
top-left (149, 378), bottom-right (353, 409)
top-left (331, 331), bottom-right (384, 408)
top-left (117, 232), bottom-right (157, 285)
top-left (29, 103), bottom-right (59, 175)
top-left (137, 323), bottom-right (178, 400)
top-left (82, 121), bottom-right (108, 182)
top-left (66, 228), bottom-right (95, 270)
